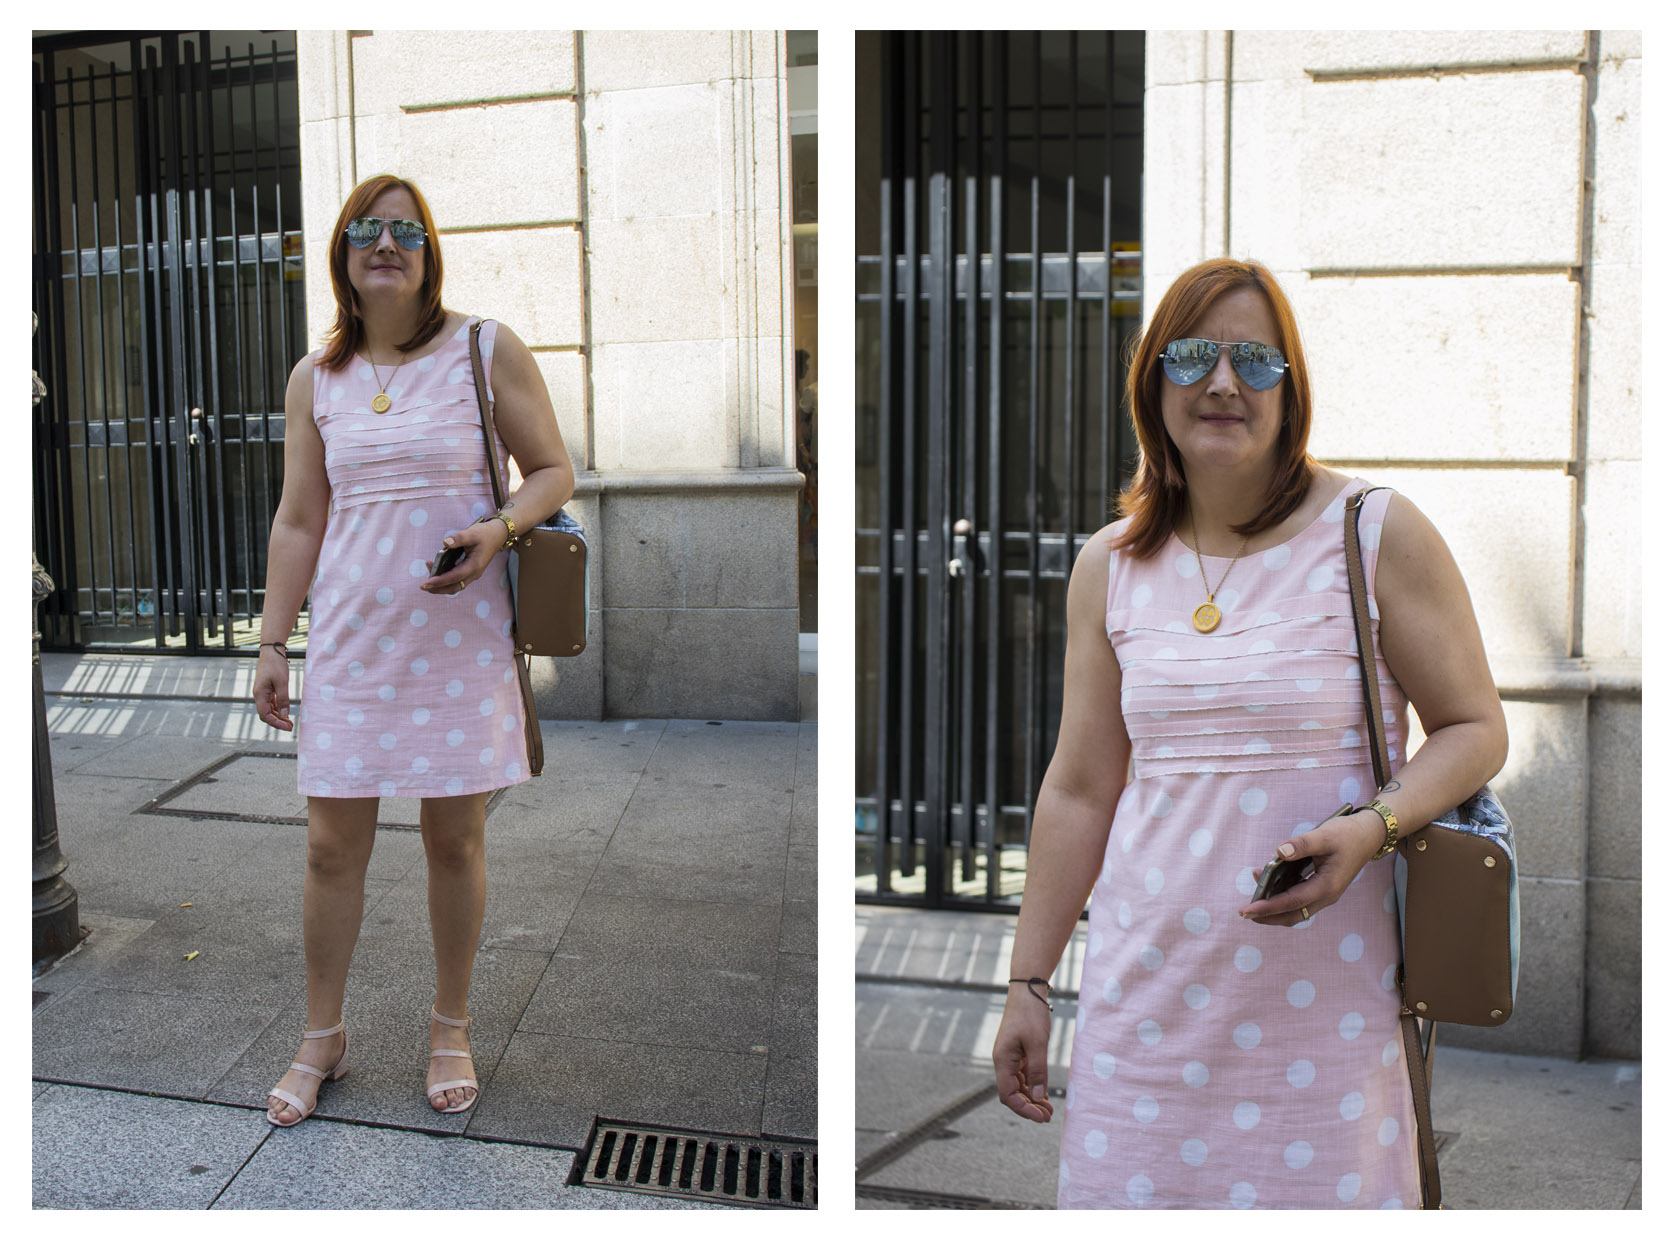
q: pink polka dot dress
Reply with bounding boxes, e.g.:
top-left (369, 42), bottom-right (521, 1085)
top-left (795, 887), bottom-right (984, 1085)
top-left (1057, 478), bottom-right (1422, 1210)
top-left (294, 316), bottom-right (531, 800)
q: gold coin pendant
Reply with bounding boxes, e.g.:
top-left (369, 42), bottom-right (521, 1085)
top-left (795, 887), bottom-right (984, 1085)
top-left (1192, 602), bottom-right (1222, 633)
top-left (371, 392), bottom-right (392, 414)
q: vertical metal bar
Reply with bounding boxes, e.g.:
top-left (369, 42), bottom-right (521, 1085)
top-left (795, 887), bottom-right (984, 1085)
top-left (162, 35), bottom-right (202, 650)
top-left (1101, 32), bottom-right (1115, 513)
top-left (135, 37), bottom-right (166, 648)
top-left (43, 51), bottom-right (82, 646)
top-left (269, 37), bottom-right (293, 649)
top-left (196, 34), bottom-right (232, 647)
top-left (873, 33), bottom-right (897, 896)
top-left (924, 31), bottom-right (953, 906)
top-left (227, 45), bottom-right (253, 622)
top-left (897, 32), bottom-right (919, 884)
top-left (985, 31), bottom-right (1006, 902)
top-left (1024, 33), bottom-right (1043, 844)
top-left (250, 42), bottom-right (275, 569)
top-left (88, 64), bottom-right (118, 631)
top-left (959, 30), bottom-right (979, 886)
top-left (66, 57), bottom-right (99, 632)
top-left (1064, 31), bottom-right (1078, 572)
top-left (32, 53), bottom-right (64, 646)
top-left (182, 35), bottom-right (218, 644)
top-left (109, 59), bottom-right (140, 628)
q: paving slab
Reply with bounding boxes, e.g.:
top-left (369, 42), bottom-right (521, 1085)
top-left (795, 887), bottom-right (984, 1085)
top-left (205, 938), bottom-right (549, 1131)
top-left (466, 1031), bottom-right (768, 1150)
top-left (164, 751), bottom-right (310, 818)
top-left (772, 952), bottom-right (818, 1060)
top-left (863, 1090), bottom-right (1062, 1207)
top-left (358, 838), bottom-right (591, 952)
top-left (764, 1054), bottom-right (817, 1140)
top-left (33, 912), bottom-right (156, 1004)
top-left (779, 900), bottom-right (816, 955)
top-left (1427, 1048), bottom-right (1641, 1162)
top-left (32, 985), bottom-right (282, 1097)
top-left (481, 777), bottom-right (638, 848)
top-left (44, 729), bottom-right (143, 775)
top-left (855, 1051), bottom-right (996, 1163)
top-left (499, 719), bottom-right (668, 787)
top-left (215, 1118), bottom-right (730, 1209)
top-left (856, 980), bottom-right (1080, 1069)
top-left (521, 893), bottom-right (784, 1051)
top-left (55, 902), bottom-right (308, 1000)
top-left (33, 1085), bottom-right (269, 1209)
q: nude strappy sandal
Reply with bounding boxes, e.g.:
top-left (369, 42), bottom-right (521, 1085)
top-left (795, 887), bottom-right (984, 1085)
top-left (427, 1008), bottom-right (479, 1114)
top-left (266, 1019), bottom-right (349, 1127)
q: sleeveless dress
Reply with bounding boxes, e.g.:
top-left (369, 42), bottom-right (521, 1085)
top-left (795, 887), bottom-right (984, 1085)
top-left (1057, 478), bottom-right (1423, 1210)
top-left (294, 317), bottom-right (531, 799)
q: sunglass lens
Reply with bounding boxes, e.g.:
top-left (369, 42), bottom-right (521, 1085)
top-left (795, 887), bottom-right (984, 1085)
top-left (391, 221), bottom-right (426, 250)
top-left (1230, 343), bottom-right (1286, 391)
top-left (1161, 339), bottom-right (1216, 386)
top-left (345, 218), bottom-right (381, 248)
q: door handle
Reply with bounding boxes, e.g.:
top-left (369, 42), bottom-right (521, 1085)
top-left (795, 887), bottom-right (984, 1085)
top-left (948, 517), bottom-right (973, 578)
top-left (187, 406), bottom-right (203, 447)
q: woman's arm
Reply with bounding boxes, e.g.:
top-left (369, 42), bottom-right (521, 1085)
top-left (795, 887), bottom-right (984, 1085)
top-left (1239, 492), bottom-right (1509, 924)
top-left (483, 323), bottom-right (575, 526)
top-left (993, 526), bottom-right (1131, 1120)
top-left (253, 357), bottom-right (329, 729)
top-left (260, 357), bottom-right (330, 640)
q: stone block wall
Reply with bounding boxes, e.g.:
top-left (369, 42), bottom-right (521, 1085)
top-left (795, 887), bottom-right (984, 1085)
top-left (1144, 31), bottom-right (1641, 1057)
top-left (298, 30), bottom-right (800, 721)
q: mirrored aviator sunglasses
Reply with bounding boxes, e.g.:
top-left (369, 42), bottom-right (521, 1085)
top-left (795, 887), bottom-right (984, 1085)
top-left (344, 216), bottom-right (427, 250)
top-left (1159, 337), bottom-right (1288, 392)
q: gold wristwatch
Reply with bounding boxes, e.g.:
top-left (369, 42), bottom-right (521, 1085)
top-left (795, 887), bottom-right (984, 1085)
top-left (1364, 799), bottom-right (1399, 859)
top-left (477, 510), bottom-right (518, 548)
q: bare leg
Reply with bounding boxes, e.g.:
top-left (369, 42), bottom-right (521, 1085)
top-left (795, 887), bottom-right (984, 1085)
top-left (419, 791), bottom-right (489, 1110)
top-left (267, 795), bottom-right (379, 1123)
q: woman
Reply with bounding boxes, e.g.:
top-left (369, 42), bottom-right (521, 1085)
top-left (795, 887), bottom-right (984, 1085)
top-left (252, 174), bottom-right (575, 1126)
top-left (990, 258), bottom-right (1506, 1208)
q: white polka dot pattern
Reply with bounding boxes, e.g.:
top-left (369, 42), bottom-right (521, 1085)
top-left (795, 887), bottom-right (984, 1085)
top-left (296, 320), bottom-right (528, 800)
top-left (1061, 481), bottom-right (1420, 1209)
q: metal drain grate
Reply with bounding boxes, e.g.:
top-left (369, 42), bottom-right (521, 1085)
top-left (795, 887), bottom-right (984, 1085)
top-left (577, 1121), bottom-right (816, 1209)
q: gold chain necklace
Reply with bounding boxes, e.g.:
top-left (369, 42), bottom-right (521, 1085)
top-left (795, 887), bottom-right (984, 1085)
top-left (368, 351), bottom-right (407, 414)
top-left (1187, 504), bottom-right (1250, 633)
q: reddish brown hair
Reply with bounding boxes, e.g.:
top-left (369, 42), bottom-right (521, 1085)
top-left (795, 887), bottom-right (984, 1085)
top-left (1111, 258), bottom-right (1318, 559)
top-left (317, 174), bottom-right (448, 371)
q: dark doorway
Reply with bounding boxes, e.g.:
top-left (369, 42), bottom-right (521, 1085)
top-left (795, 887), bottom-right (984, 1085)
top-left (32, 31), bottom-right (304, 654)
top-left (856, 31), bottom-right (1145, 908)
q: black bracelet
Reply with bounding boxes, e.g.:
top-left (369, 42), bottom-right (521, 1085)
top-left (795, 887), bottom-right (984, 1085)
top-left (1009, 976), bottom-right (1054, 1012)
top-left (261, 641), bottom-right (288, 657)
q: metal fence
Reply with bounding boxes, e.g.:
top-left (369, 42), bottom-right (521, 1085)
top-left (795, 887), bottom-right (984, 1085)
top-left (856, 31), bottom-right (1146, 908)
top-left (32, 31), bottom-right (304, 653)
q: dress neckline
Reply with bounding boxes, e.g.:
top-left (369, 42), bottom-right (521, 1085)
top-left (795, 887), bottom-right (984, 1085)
top-left (352, 314), bottom-right (471, 368)
top-left (1165, 475), bottom-right (1362, 562)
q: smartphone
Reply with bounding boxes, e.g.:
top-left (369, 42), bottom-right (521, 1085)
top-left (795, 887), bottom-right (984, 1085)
top-left (428, 543), bottom-right (468, 579)
top-left (1251, 801), bottom-right (1355, 902)
top-left (1252, 854), bottom-right (1315, 903)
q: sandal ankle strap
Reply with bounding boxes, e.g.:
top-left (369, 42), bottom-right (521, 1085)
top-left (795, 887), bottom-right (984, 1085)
top-left (302, 1019), bottom-right (345, 1038)
top-left (431, 1008), bottom-right (472, 1028)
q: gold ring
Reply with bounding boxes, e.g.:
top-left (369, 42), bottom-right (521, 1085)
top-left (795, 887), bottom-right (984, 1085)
top-left (1299, 905), bottom-right (1310, 921)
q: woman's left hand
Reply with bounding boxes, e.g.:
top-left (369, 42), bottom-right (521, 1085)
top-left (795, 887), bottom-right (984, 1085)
top-left (1237, 811), bottom-right (1386, 927)
top-left (419, 518), bottom-right (504, 595)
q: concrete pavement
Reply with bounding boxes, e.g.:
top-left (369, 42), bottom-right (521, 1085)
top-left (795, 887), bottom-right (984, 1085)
top-left (32, 652), bottom-right (816, 1209)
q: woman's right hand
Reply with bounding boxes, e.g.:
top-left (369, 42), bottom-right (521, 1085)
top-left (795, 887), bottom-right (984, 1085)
top-left (253, 648), bottom-right (293, 731)
top-left (992, 989), bottom-right (1055, 1123)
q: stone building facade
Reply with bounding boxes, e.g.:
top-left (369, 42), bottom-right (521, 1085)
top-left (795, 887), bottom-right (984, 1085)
top-left (1143, 30), bottom-right (1641, 1058)
top-left (297, 30), bottom-right (802, 721)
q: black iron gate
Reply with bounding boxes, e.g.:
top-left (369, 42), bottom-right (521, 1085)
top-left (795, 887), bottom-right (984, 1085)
top-left (856, 31), bottom-right (1145, 908)
top-left (32, 31), bottom-right (304, 653)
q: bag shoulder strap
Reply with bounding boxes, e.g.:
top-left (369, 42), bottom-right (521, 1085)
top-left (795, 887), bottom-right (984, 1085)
top-left (1345, 484), bottom-right (1443, 1210)
top-left (1343, 486), bottom-right (1392, 789)
top-left (466, 319), bottom-right (508, 513)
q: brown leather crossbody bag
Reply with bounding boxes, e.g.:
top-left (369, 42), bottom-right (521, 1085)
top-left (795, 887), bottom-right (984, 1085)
top-left (1344, 487), bottom-right (1520, 1210)
top-left (465, 319), bottom-right (591, 776)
